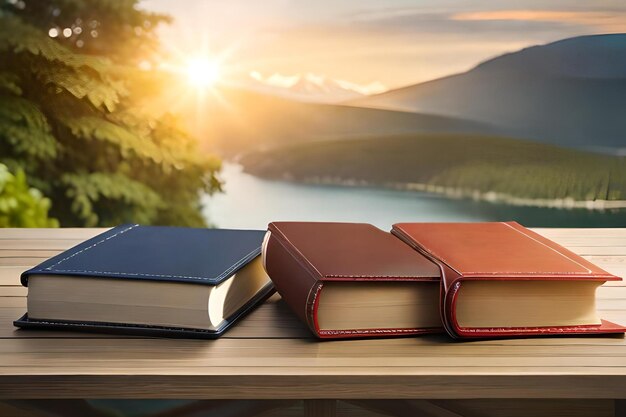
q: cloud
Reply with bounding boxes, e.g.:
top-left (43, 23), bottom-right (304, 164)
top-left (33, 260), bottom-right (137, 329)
top-left (453, 10), bottom-right (626, 32)
top-left (337, 10), bottom-right (588, 40)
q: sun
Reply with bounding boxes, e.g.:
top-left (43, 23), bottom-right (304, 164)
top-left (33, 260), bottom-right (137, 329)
top-left (185, 56), bottom-right (221, 88)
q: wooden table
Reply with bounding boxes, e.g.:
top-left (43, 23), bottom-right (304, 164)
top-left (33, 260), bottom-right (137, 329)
top-left (0, 228), bottom-right (625, 417)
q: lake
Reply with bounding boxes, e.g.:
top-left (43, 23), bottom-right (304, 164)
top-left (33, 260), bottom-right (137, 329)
top-left (203, 163), bottom-right (626, 230)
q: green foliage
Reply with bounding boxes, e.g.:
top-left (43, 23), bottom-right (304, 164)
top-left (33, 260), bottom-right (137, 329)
top-left (3, 0), bottom-right (169, 60)
top-left (0, 163), bottom-right (58, 227)
top-left (241, 134), bottom-right (626, 203)
top-left (35, 63), bottom-right (127, 111)
top-left (0, 71), bottom-right (21, 95)
top-left (0, 95), bottom-right (58, 161)
top-left (61, 171), bottom-right (163, 226)
top-left (0, 1), bottom-right (220, 227)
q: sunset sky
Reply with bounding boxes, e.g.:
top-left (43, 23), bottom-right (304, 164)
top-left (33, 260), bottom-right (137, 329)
top-left (143, 0), bottom-right (626, 92)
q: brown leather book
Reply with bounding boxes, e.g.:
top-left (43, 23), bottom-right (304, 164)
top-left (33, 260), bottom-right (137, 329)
top-left (392, 221), bottom-right (625, 339)
top-left (263, 222), bottom-right (443, 338)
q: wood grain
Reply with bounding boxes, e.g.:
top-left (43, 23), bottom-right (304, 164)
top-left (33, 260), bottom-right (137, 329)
top-left (0, 228), bottom-right (624, 400)
top-left (2, 374), bottom-right (626, 399)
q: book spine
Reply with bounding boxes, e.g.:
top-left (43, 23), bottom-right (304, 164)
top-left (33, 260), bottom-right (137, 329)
top-left (391, 226), bottom-right (459, 338)
top-left (262, 230), bottom-right (321, 337)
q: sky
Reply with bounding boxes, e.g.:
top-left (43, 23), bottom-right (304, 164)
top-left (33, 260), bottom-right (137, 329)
top-left (143, 0), bottom-right (626, 92)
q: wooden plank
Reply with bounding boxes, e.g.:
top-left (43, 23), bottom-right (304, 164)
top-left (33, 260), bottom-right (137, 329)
top-left (586, 255), bottom-right (626, 262)
top-left (586, 247), bottom-right (626, 277)
top-left (0, 250), bottom-right (62, 258)
top-left (0, 259), bottom-right (46, 268)
top-left (534, 228), bottom-right (626, 238)
top-left (4, 338), bottom-right (626, 369)
top-left (0, 240), bottom-right (77, 250)
top-left (599, 310), bottom-right (626, 325)
top-left (598, 300), bottom-right (626, 310)
top-left (4, 366), bottom-right (626, 376)
top-left (536, 227), bottom-right (626, 233)
top-left (567, 247), bottom-right (626, 256)
top-left (0, 229), bottom-right (106, 240)
top-left (598, 287), bottom-right (626, 298)
top-left (544, 236), bottom-right (626, 247)
top-left (0, 298), bottom-right (25, 308)
top-left (0, 268), bottom-right (23, 286)
top-left (1, 374), bottom-right (626, 399)
top-left (543, 236), bottom-right (626, 247)
top-left (0, 287), bottom-right (26, 297)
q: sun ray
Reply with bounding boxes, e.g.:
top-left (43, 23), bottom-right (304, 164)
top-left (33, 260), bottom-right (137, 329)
top-left (185, 56), bottom-right (221, 88)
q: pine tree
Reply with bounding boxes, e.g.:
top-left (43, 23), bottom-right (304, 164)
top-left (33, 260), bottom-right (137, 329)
top-left (0, 0), bottom-right (221, 227)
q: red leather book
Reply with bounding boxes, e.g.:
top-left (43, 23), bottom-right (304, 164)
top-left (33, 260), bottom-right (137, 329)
top-left (263, 222), bottom-right (443, 338)
top-left (392, 221), bottom-right (625, 339)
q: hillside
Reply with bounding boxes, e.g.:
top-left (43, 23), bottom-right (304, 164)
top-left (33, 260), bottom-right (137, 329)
top-left (350, 34), bottom-right (626, 150)
top-left (177, 85), bottom-right (497, 155)
top-left (473, 34), bottom-right (626, 78)
top-left (240, 134), bottom-right (626, 206)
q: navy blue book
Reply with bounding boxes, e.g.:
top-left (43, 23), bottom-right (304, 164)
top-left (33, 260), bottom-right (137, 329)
top-left (14, 224), bottom-right (274, 338)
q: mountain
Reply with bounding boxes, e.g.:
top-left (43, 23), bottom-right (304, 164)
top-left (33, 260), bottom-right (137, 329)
top-left (473, 34), bottom-right (626, 78)
top-left (350, 34), bottom-right (626, 150)
top-left (245, 72), bottom-right (386, 103)
top-left (180, 85), bottom-right (497, 155)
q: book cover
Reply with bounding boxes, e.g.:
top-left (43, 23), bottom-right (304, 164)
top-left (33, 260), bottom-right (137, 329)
top-left (392, 221), bottom-right (625, 339)
top-left (15, 224), bottom-right (274, 338)
top-left (263, 221), bottom-right (443, 339)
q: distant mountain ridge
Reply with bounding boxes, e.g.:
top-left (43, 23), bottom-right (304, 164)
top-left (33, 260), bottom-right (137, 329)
top-left (245, 72), bottom-right (386, 103)
top-left (350, 34), bottom-right (626, 149)
top-left (183, 85), bottom-right (497, 155)
top-left (476, 34), bottom-right (626, 78)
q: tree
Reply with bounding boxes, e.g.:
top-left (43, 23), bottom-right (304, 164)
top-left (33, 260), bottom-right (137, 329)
top-left (0, 0), bottom-right (221, 227)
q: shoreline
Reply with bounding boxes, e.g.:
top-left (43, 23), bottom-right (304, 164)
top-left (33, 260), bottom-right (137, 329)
top-left (253, 172), bottom-right (626, 211)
